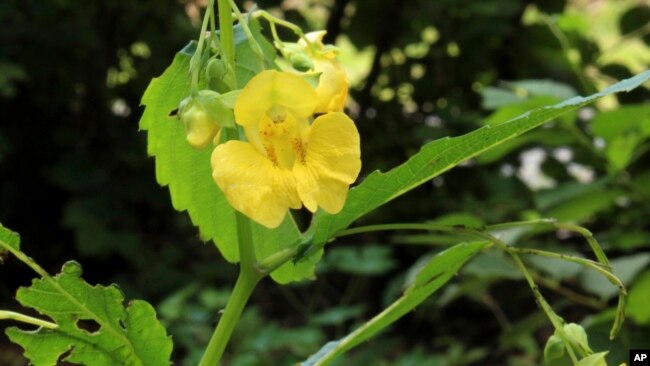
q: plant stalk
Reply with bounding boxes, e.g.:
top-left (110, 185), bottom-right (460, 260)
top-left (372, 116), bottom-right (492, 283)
top-left (198, 267), bottom-right (261, 366)
top-left (0, 310), bottom-right (58, 329)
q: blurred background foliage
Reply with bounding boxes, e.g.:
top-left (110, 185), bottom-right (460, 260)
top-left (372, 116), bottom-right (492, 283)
top-left (1, 0), bottom-right (649, 365)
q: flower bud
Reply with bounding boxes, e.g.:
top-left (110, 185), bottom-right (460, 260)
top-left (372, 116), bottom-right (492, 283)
top-left (178, 90), bottom-right (232, 148)
top-left (206, 59), bottom-right (235, 93)
top-left (289, 53), bottom-right (314, 72)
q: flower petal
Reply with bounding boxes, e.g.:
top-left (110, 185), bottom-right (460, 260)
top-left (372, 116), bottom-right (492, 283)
top-left (294, 112), bottom-right (361, 213)
top-left (234, 70), bottom-right (318, 127)
top-left (313, 58), bottom-right (349, 114)
top-left (212, 141), bottom-right (300, 228)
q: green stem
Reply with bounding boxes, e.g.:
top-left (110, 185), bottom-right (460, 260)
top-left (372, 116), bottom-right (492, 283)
top-left (0, 310), bottom-right (58, 329)
top-left (486, 218), bottom-right (556, 230)
top-left (209, 4), bottom-right (219, 50)
top-left (336, 223), bottom-right (482, 238)
top-left (508, 246), bottom-right (626, 339)
top-left (218, 0), bottom-right (235, 70)
top-left (254, 10), bottom-right (316, 53)
top-left (198, 268), bottom-right (261, 366)
top-left (254, 10), bottom-right (307, 40)
top-left (508, 252), bottom-right (580, 363)
top-left (487, 219), bottom-right (612, 269)
top-left (539, 13), bottom-right (594, 95)
top-left (198, 212), bottom-right (263, 366)
top-left (228, 0), bottom-right (266, 62)
top-left (191, 0), bottom-right (215, 96)
top-left (256, 246), bottom-right (300, 274)
top-left (335, 222), bottom-right (625, 340)
top-left (236, 212), bottom-right (257, 269)
top-left (554, 222), bottom-right (611, 269)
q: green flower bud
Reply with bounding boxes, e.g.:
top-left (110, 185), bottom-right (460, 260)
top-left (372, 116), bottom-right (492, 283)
top-left (178, 90), bottom-right (233, 148)
top-left (206, 58), bottom-right (235, 93)
top-left (564, 323), bottom-right (592, 354)
top-left (289, 52), bottom-right (314, 72)
top-left (543, 334), bottom-right (565, 362)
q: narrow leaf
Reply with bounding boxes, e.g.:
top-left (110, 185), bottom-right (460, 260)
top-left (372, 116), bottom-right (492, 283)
top-left (302, 242), bottom-right (487, 365)
top-left (6, 261), bottom-right (172, 366)
top-left (305, 71), bottom-right (650, 257)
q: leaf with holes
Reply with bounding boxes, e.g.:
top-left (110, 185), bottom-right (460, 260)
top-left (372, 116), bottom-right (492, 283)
top-left (5, 261), bottom-right (172, 366)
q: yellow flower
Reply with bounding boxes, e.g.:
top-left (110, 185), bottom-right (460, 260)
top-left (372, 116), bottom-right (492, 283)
top-left (211, 70), bottom-right (361, 228)
top-left (302, 31), bottom-right (349, 114)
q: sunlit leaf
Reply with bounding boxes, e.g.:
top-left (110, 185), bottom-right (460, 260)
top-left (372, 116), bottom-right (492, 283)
top-left (138, 21), bottom-right (312, 283)
top-left (6, 261), bottom-right (172, 366)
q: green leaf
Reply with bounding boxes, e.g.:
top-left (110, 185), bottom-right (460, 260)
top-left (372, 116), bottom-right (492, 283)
top-left (591, 104), bottom-right (650, 171)
top-left (591, 104), bottom-right (650, 142)
top-left (605, 133), bottom-right (641, 171)
top-left (0, 222), bottom-right (20, 252)
top-left (302, 242), bottom-right (487, 365)
top-left (476, 128), bottom-right (575, 164)
top-left (139, 23), bottom-right (311, 283)
top-left (305, 71), bottom-right (650, 260)
top-left (321, 245), bottom-right (396, 276)
top-left (625, 270), bottom-right (650, 325)
top-left (462, 251), bottom-right (522, 280)
top-left (576, 351), bottom-right (608, 366)
top-left (580, 253), bottom-right (650, 299)
top-left (5, 261), bottom-right (172, 366)
top-left (544, 189), bottom-right (622, 222)
top-left (503, 79), bottom-right (578, 100)
top-left (140, 41), bottom-right (239, 259)
top-left (534, 179), bottom-right (609, 211)
top-left (310, 306), bottom-right (365, 326)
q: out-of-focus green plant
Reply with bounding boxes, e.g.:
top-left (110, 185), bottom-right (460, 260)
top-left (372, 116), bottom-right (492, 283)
top-left (1, 1), bottom-right (649, 365)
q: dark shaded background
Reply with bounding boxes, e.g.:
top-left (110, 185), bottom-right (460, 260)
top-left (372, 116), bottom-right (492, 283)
top-left (1, 0), bottom-right (649, 365)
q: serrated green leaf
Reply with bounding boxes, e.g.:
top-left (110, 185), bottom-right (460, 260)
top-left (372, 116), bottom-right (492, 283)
top-left (0, 222), bottom-right (20, 252)
top-left (302, 242), bottom-right (487, 366)
top-left (304, 71), bottom-right (650, 261)
top-left (140, 40), bottom-right (239, 261)
top-left (6, 261), bottom-right (171, 366)
top-left (138, 21), bottom-right (312, 283)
